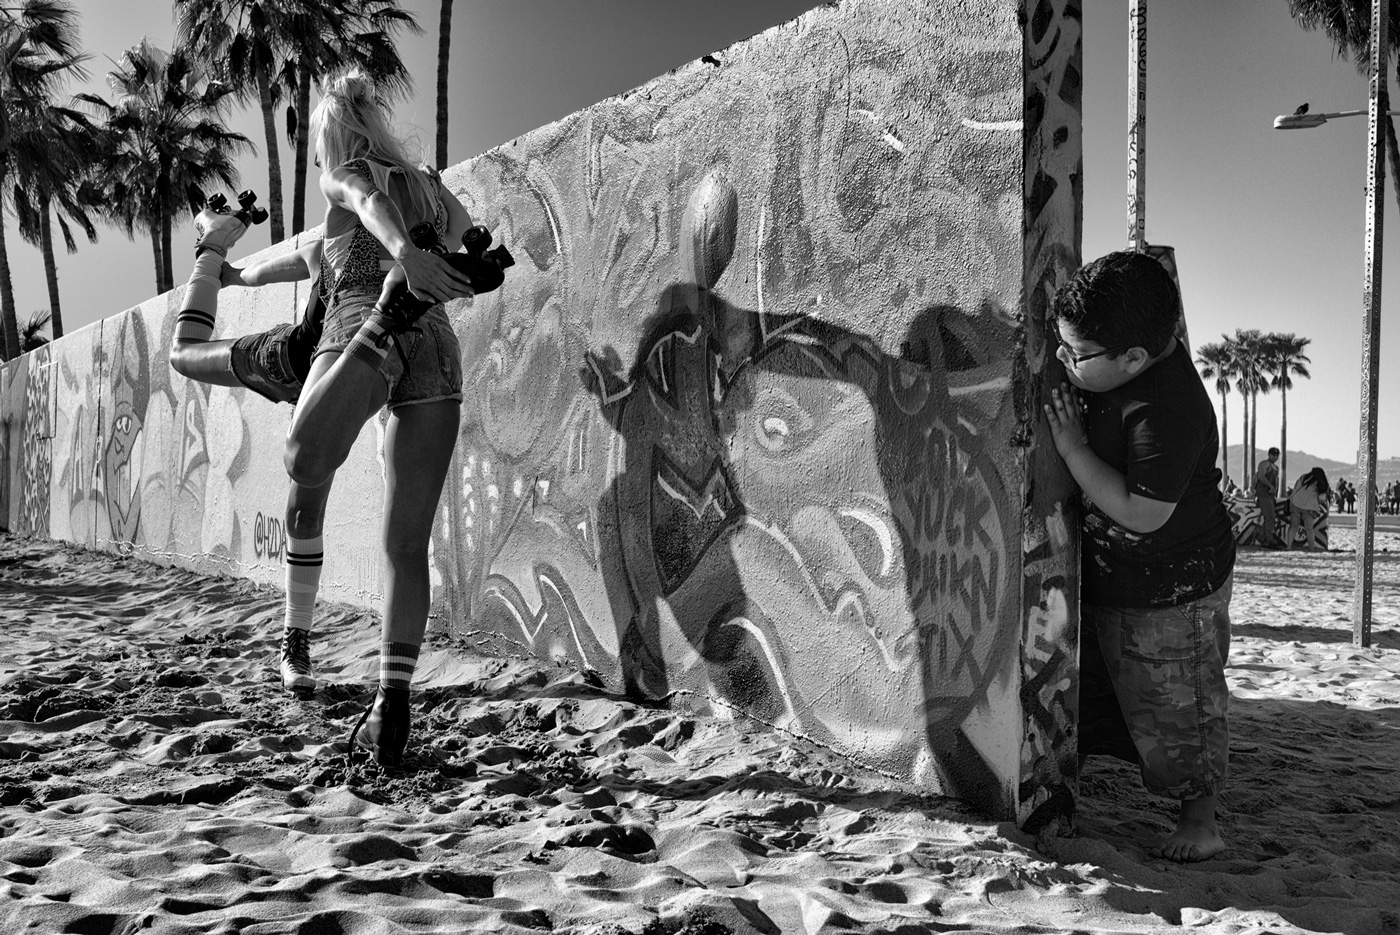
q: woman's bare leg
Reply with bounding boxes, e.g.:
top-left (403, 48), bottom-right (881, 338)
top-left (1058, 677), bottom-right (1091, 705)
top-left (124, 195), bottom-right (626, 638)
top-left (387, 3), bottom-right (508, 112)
top-left (284, 349), bottom-right (389, 488)
top-left (280, 476), bottom-right (335, 696)
top-left (355, 398), bottom-right (460, 766)
top-left (381, 399), bottom-right (459, 649)
top-left (169, 339), bottom-right (244, 387)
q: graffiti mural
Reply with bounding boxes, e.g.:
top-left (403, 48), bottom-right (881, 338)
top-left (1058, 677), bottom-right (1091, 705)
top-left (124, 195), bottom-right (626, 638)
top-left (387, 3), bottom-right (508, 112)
top-left (3, 0), bottom-right (1083, 822)
top-left (40, 295), bottom-right (257, 564)
top-left (17, 346), bottom-right (54, 539)
top-left (254, 511), bottom-right (288, 560)
top-left (1226, 490), bottom-right (1329, 550)
top-left (427, 0), bottom-right (1073, 815)
top-left (1017, 0), bottom-right (1083, 831)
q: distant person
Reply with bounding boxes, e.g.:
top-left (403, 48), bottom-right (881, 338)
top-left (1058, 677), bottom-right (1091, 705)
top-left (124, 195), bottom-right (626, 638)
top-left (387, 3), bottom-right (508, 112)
top-left (1335, 478), bottom-right (1351, 514)
top-left (169, 207), bottom-right (330, 699)
top-left (1287, 468), bottom-right (1331, 550)
top-left (1254, 448), bottom-right (1281, 547)
top-left (1044, 251), bottom-right (1235, 863)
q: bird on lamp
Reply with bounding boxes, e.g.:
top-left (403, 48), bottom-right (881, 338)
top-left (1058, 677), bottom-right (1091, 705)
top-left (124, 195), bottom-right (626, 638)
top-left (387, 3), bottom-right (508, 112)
top-left (1293, 102), bottom-right (1310, 115)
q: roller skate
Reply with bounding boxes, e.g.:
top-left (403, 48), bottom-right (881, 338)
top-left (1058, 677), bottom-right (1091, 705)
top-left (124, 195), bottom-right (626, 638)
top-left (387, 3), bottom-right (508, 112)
top-left (194, 190), bottom-right (269, 258)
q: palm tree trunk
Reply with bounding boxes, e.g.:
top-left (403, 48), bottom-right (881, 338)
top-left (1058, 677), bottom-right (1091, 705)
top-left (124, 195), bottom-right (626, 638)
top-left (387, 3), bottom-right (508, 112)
top-left (292, 68), bottom-right (311, 236)
top-left (161, 210), bottom-right (174, 294)
top-left (38, 194), bottom-right (63, 339)
top-left (1240, 388), bottom-right (1251, 489)
top-left (1220, 390), bottom-right (1229, 489)
top-left (1250, 390), bottom-right (1258, 492)
top-left (436, 0), bottom-right (453, 170)
top-left (257, 67), bottom-right (286, 244)
top-left (150, 225), bottom-right (163, 296)
top-left (0, 193), bottom-right (19, 361)
top-left (1280, 386), bottom-right (1288, 491)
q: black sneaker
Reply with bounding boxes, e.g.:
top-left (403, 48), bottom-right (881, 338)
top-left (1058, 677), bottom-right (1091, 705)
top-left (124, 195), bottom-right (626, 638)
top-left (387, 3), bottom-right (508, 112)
top-left (280, 627), bottom-right (315, 697)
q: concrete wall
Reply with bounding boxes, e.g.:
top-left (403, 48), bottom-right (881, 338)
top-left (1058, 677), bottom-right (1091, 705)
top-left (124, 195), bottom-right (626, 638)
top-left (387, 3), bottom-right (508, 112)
top-left (0, 0), bottom-right (1082, 827)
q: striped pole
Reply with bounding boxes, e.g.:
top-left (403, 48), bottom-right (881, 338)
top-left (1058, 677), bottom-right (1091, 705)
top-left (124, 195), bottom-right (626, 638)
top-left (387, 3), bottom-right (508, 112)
top-left (1353, 0), bottom-right (1386, 648)
top-left (1127, 0), bottom-right (1147, 251)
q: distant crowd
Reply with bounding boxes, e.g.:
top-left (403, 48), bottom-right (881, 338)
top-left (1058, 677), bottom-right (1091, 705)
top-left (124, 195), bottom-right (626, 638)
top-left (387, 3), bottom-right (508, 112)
top-left (1229, 460), bottom-right (1400, 516)
top-left (1332, 477), bottom-right (1400, 514)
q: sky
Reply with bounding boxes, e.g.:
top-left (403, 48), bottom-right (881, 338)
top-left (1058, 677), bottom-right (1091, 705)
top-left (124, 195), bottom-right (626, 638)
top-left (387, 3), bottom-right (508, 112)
top-left (4, 1), bottom-right (1399, 469)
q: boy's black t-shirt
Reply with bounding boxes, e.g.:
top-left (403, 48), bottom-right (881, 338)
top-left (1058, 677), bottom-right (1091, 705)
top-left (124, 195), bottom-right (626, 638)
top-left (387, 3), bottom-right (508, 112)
top-left (1080, 341), bottom-right (1236, 608)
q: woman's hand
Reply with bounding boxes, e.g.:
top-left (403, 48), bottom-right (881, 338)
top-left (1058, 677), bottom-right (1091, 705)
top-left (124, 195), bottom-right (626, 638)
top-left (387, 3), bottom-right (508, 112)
top-left (1043, 382), bottom-right (1089, 459)
top-left (398, 247), bottom-right (475, 304)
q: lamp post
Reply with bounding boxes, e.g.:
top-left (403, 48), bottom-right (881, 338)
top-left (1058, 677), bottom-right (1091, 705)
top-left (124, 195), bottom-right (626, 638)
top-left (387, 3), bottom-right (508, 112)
top-left (1271, 0), bottom-right (1387, 649)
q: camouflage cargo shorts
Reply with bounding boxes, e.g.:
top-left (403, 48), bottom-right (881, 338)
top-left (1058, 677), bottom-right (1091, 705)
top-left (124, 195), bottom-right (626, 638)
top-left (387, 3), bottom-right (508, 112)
top-left (1080, 573), bottom-right (1232, 799)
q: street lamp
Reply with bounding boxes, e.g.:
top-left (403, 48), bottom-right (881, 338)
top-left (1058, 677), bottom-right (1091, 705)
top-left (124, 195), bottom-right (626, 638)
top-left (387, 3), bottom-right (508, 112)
top-left (1271, 11), bottom-right (1387, 650)
top-left (1273, 109), bottom-right (1400, 129)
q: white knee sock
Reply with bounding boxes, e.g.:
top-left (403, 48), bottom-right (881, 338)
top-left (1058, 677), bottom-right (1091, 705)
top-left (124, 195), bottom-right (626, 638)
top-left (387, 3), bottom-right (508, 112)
top-left (284, 534), bottom-right (323, 632)
top-left (175, 251), bottom-right (225, 342)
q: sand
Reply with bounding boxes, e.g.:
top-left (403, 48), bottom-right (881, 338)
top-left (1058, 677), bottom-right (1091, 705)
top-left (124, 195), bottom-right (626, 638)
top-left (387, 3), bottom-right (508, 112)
top-left (2, 531), bottom-right (1398, 935)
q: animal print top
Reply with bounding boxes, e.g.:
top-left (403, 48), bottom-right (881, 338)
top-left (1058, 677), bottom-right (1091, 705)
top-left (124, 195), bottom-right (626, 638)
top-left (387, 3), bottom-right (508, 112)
top-left (320, 158), bottom-right (447, 306)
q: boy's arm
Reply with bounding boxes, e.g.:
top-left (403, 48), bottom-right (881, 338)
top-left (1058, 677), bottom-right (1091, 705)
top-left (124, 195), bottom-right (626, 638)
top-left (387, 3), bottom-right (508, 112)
top-left (1044, 383), bottom-right (1177, 533)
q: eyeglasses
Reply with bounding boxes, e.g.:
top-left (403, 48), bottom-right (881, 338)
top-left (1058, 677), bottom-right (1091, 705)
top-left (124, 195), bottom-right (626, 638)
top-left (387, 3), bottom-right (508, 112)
top-left (1054, 332), bottom-right (1131, 366)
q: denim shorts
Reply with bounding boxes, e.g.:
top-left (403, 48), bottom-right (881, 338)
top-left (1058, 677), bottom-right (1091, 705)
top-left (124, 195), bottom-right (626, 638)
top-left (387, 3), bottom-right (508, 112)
top-left (1079, 573), bottom-right (1233, 799)
top-left (230, 324), bottom-right (302, 405)
top-left (315, 291), bottom-right (463, 409)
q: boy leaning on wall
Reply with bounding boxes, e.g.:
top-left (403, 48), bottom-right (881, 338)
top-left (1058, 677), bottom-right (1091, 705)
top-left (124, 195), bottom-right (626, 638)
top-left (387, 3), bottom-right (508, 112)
top-left (1042, 251), bottom-right (1237, 863)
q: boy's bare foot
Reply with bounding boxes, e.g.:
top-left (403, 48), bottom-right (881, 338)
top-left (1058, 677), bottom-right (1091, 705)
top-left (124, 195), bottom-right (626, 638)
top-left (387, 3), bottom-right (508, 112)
top-left (1151, 794), bottom-right (1226, 862)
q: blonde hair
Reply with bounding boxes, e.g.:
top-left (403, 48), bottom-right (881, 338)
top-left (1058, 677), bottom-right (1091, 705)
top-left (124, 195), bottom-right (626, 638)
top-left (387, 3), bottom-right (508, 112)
top-left (310, 68), bottom-right (435, 223)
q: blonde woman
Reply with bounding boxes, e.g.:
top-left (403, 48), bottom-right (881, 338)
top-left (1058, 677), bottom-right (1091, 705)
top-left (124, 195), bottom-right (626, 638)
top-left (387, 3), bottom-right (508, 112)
top-left (284, 69), bottom-right (476, 766)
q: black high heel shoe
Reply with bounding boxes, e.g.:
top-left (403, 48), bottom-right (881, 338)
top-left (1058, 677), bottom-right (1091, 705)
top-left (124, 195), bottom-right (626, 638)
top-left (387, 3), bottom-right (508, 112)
top-left (347, 685), bottom-right (411, 768)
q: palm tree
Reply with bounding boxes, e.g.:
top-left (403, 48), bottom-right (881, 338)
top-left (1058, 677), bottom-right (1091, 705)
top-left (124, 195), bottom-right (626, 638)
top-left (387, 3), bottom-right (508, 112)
top-left (1263, 333), bottom-right (1312, 489)
top-left (78, 41), bottom-right (251, 294)
top-left (19, 307), bottom-right (47, 351)
top-left (174, 0), bottom-right (418, 243)
top-left (1228, 329), bottom-right (1269, 490)
top-left (1196, 340), bottom-right (1238, 489)
top-left (436, 0), bottom-right (452, 169)
top-left (9, 98), bottom-right (99, 340)
top-left (0, 0), bottom-right (84, 361)
top-left (1290, 2), bottom-right (1400, 213)
top-left (276, 2), bottom-right (418, 235)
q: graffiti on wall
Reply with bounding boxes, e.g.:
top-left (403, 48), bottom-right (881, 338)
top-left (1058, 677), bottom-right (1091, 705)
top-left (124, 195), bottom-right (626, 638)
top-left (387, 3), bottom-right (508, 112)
top-left (254, 510), bottom-right (288, 560)
top-left (41, 300), bottom-right (253, 561)
top-left (432, 1), bottom-right (1045, 810)
top-left (19, 347), bottom-right (54, 538)
top-left (1017, 0), bottom-right (1083, 832)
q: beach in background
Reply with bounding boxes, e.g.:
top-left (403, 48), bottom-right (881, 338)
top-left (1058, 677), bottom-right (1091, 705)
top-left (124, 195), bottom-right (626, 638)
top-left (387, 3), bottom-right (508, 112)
top-left (2, 531), bottom-right (1398, 935)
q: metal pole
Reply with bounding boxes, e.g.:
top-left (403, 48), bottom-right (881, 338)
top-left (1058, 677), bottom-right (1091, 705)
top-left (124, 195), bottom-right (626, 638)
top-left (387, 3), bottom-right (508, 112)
top-left (1128, 0), bottom-right (1147, 251)
top-left (1354, 0), bottom-right (1386, 648)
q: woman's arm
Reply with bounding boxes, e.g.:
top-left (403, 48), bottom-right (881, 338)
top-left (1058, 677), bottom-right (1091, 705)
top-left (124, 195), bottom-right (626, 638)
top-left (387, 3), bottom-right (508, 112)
top-left (321, 166), bottom-right (473, 303)
top-left (222, 240), bottom-right (322, 288)
top-left (439, 179), bottom-right (474, 247)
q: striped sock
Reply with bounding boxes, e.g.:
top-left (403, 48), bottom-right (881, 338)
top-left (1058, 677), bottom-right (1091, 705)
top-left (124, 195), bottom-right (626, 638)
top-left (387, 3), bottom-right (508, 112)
top-left (344, 311), bottom-right (397, 370)
top-left (380, 640), bottom-right (421, 691)
top-left (174, 251), bottom-right (226, 342)
top-left (284, 534), bottom-right (323, 632)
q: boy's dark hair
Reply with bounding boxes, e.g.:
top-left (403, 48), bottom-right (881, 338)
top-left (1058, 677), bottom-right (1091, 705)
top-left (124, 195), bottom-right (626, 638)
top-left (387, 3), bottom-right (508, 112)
top-left (1268, 447), bottom-right (1280, 456)
top-left (1052, 251), bottom-right (1180, 357)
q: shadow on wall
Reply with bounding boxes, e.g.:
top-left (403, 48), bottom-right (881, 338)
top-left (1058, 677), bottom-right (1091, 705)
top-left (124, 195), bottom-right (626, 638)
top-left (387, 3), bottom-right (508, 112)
top-left (433, 160), bottom-right (1030, 815)
top-left (417, 0), bottom-right (1080, 818)
top-left (584, 283), bottom-right (1021, 817)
